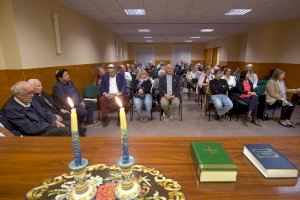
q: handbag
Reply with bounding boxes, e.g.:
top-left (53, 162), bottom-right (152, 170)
top-left (134, 93), bottom-right (145, 99)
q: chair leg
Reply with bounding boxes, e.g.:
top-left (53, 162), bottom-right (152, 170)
top-left (159, 107), bottom-right (162, 121)
top-left (130, 106), bottom-right (133, 121)
top-left (180, 102), bottom-right (183, 121)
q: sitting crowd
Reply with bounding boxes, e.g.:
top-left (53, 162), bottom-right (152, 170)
top-left (1, 61), bottom-right (300, 137)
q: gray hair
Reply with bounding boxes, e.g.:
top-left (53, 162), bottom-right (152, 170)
top-left (11, 81), bottom-right (27, 95)
top-left (27, 79), bottom-right (40, 86)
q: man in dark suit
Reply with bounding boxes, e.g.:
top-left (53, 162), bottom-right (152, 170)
top-left (159, 64), bottom-right (181, 121)
top-left (0, 110), bottom-right (22, 136)
top-left (52, 69), bottom-right (95, 125)
top-left (99, 64), bottom-right (128, 127)
top-left (27, 79), bottom-right (70, 120)
top-left (2, 81), bottom-right (71, 136)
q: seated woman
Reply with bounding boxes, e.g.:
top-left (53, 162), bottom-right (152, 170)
top-left (265, 68), bottom-right (300, 127)
top-left (237, 70), bottom-right (261, 126)
top-left (132, 70), bottom-right (153, 123)
top-left (197, 66), bottom-right (214, 94)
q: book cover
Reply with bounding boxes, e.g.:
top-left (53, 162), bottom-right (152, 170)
top-left (244, 144), bottom-right (298, 170)
top-left (191, 141), bottom-right (237, 172)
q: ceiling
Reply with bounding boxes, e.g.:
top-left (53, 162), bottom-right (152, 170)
top-left (59, 0), bottom-right (300, 43)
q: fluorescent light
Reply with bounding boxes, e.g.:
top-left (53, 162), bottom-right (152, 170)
top-left (190, 36), bottom-right (200, 39)
top-left (200, 29), bottom-right (214, 32)
top-left (185, 40), bottom-right (193, 43)
top-left (138, 29), bottom-right (150, 32)
top-left (145, 40), bottom-right (153, 42)
top-left (124, 9), bottom-right (146, 16)
top-left (144, 36), bottom-right (152, 39)
top-left (225, 9), bottom-right (252, 16)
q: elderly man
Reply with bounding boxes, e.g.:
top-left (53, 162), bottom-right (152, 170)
top-left (53, 69), bottom-right (95, 125)
top-left (99, 64), bottom-right (128, 127)
top-left (159, 64), bottom-right (181, 121)
top-left (27, 79), bottom-right (70, 120)
top-left (246, 64), bottom-right (258, 89)
top-left (2, 81), bottom-right (71, 136)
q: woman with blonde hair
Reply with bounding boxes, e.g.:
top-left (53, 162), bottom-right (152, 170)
top-left (132, 70), bottom-right (153, 123)
top-left (265, 68), bottom-right (300, 127)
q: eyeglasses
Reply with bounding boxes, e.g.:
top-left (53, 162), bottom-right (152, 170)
top-left (19, 92), bottom-right (34, 96)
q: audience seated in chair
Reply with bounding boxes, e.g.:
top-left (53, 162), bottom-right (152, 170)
top-left (2, 81), bottom-right (72, 136)
top-left (0, 110), bottom-right (22, 136)
top-left (237, 70), bottom-right (261, 126)
top-left (186, 65), bottom-right (201, 82)
top-left (53, 69), bottom-right (95, 125)
top-left (94, 66), bottom-right (106, 86)
top-left (265, 68), bottom-right (300, 128)
top-left (99, 64), bottom-right (128, 127)
top-left (159, 64), bottom-right (181, 122)
top-left (132, 70), bottom-right (153, 123)
top-left (233, 66), bottom-right (241, 82)
top-left (209, 69), bottom-right (233, 120)
top-left (246, 64), bottom-right (259, 89)
top-left (119, 64), bottom-right (132, 87)
top-left (222, 68), bottom-right (236, 90)
top-left (27, 79), bottom-right (70, 120)
top-left (197, 66), bottom-right (214, 94)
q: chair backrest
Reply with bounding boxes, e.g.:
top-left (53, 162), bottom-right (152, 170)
top-left (83, 85), bottom-right (100, 98)
top-left (258, 80), bottom-right (268, 86)
top-left (256, 84), bottom-right (266, 96)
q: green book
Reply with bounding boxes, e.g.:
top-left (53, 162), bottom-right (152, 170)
top-left (190, 141), bottom-right (238, 182)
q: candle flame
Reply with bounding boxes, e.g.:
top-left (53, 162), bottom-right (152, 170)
top-left (67, 97), bottom-right (74, 108)
top-left (115, 96), bottom-right (123, 108)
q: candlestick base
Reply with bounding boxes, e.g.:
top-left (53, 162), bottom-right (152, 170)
top-left (69, 158), bottom-right (96, 200)
top-left (115, 156), bottom-right (141, 200)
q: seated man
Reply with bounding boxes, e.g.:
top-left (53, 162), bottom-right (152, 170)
top-left (2, 81), bottom-right (71, 136)
top-left (0, 110), bottom-right (22, 136)
top-left (159, 64), bottom-right (181, 122)
top-left (99, 64), bottom-right (128, 127)
top-left (53, 69), bottom-right (95, 125)
top-left (27, 79), bottom-right (70, 120)
top-left (209, 69), bottom-right (233, 120)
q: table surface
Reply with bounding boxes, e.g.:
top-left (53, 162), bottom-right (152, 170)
top-left (0, 136), bottom-right (299, 200)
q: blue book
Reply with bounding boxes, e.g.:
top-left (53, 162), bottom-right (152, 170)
top-left (243, 144), bottom-right (298, 178)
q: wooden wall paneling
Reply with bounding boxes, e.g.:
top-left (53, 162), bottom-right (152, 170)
top-left (0, 70), bottom-right (11, 107)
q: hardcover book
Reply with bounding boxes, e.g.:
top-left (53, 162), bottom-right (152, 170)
top-left (243, 144), bottom-right (298, 178)
top-left (190, 141), bottom-right (237, 182)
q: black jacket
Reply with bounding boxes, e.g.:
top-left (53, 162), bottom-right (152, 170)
top-left (132, 79), bottom-right (152, 94)
top-left (0, 110), bottom-right (22, 136)
top-left (209, 79), bottom-right (229, 95)
top-left (2, 97), bottom-right (56, 136)
top-left (159, 74), bottom-right (181, 98)
top-left (52, 81), bottom-right (83, 110)
top-left (33, 92), bottom-right (61, 114)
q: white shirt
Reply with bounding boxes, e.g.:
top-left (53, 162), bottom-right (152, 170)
top-left (14, 96), bottom-right (30, 107)
top-left (109, 76), bottom-right (119, 93)
top-left (222, 75), bottom-right (236, 89)
top-left (249, 73), bottom-right (258, 89)
top-left (124, 72), bottom-right (132, 84)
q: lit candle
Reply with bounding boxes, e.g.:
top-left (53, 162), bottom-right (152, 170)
top-left (67, 97), bottom-right (82, 166)
top-left (115, 96), bottom-right (129, 163)
top-left (115, 96), bottom-right (127, 131)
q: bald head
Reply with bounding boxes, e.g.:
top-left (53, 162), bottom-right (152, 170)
top-left (11, 81), bottom-right (34, 104)
top-left (27, 79), bottom-right (43, 94)
top-left (165, 64), bottom-right (174, 75)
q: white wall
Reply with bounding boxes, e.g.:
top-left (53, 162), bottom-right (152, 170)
top-left (0, 0), bottom-right (129, 69)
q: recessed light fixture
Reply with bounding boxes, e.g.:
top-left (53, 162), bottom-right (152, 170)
top-left (200, 29), bottom-right (214, 32)
top-left (145, 40), bottom-right (153, 42)
top-left (144, 36), bottom-right (152, 39)
top-left (225, 9), bottom-right (252, 16)
top-left (185, 40), bottom-right (193, 43)
top-left (138, 29), bottom-right (150, 32)
top-left (190, 36), bottom-right (200, 39)
top-left (124, 9), bottom-right (146, 16)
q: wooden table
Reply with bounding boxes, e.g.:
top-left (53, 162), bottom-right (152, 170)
top-left (0, 136), bottom-right (299, 200)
